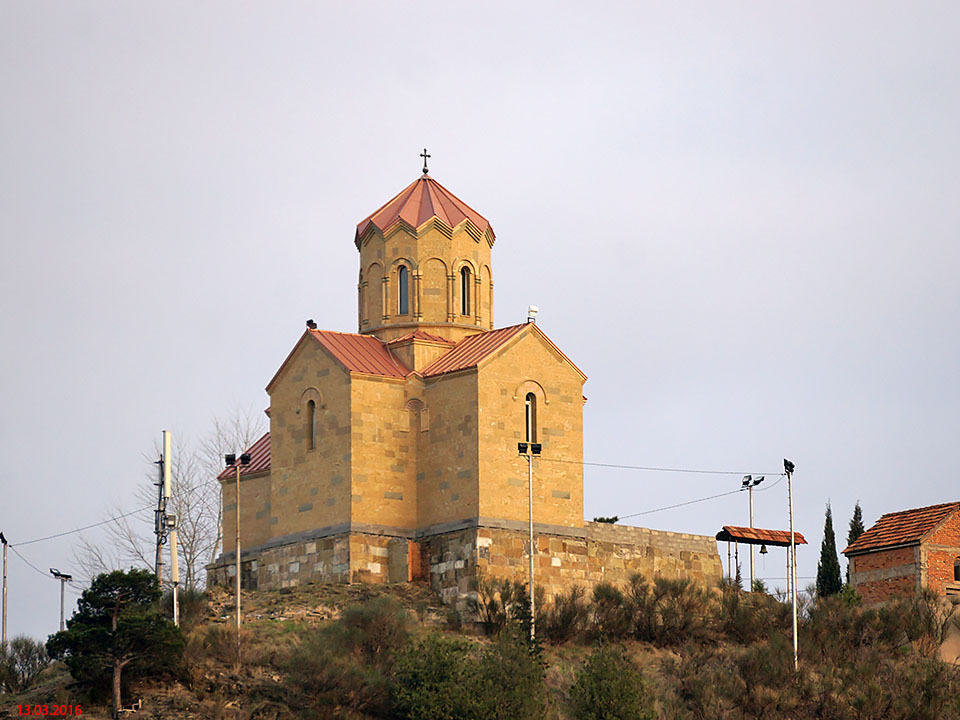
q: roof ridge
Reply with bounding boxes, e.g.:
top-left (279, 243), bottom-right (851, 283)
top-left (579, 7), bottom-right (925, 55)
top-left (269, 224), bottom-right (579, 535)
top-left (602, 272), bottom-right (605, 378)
top-left (878, 501), bottom-right (959, 518)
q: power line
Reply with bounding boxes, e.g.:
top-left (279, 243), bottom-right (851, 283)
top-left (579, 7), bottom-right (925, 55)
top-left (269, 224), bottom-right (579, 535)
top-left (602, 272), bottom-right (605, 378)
top-left (543, 456), bottom-right (783, 477)
top-left (8, 545), bottom-right (56, 580)
top-left (618, 488), bottom-right (743, 520)
top-left (11, 505), bottom-right (153, 547)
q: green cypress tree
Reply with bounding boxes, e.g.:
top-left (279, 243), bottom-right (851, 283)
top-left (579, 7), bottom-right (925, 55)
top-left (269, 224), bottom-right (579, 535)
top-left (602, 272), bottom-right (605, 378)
top-left (816, 503), bottom-right (843, 597)
top-left (846, 501), bottom-right (865, 582)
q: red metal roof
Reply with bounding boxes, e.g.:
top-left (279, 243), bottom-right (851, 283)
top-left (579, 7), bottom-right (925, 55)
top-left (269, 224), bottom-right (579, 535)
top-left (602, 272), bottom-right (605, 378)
top-left (420, 324), bottom-right (527, 377)
top-left (843, 501), bottom-right (959, 555)
top-left (216, 432), bottom-right (271, 481)
top-left (309, 330), bottom-right (410, 378)
top-left (419, 323), bottom-right (587, 380)
top-left (717, 526), bottom-right (808, 547)
top-left (355, 174), bottom-right (494, 245)
top-left (387, 330), bottom-right (455, 345)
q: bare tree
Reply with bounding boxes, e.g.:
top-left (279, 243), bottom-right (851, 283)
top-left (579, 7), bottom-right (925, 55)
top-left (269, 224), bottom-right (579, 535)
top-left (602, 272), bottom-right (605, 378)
top-left (74, 408), bottom-right (265, 588)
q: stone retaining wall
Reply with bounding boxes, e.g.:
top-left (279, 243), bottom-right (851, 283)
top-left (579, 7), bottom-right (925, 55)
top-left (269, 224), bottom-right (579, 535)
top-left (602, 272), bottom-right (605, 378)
top-left (207, 521), bottom-right (723, 608)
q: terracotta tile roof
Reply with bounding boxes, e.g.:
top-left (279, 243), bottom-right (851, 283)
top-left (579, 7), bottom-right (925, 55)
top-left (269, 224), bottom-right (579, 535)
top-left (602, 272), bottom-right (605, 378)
top-left (420, 324), bottom-right (527, 377)
top-left (843, 501), bottom-right (960, 555)
top-left (387, 330), bottom-right (455, 345)
top-left (716, 526), bottom-right (808, 547)
top-left (309, 330), bottom-right (409, 378)
top-left (355, 174), bottom-right (494, 246)
top-left (216, 432), bottom-right (270, 481)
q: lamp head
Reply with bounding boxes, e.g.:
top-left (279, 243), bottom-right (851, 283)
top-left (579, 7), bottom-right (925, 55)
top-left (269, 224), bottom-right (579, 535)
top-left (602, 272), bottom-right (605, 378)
top-left (225, 453), bottom-right (236, 467)
top-left (518, 442), bottom-right (529, 455)
top-left (531, 443), bottom-right (542, 455)
top-left (240, 453), bottom-right (252, 465)
top-left (783, 459), bottom-right (795, 474)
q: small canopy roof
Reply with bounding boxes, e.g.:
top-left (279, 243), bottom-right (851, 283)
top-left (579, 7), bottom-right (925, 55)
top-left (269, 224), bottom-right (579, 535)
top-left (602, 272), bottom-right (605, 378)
top-left (716, 526), bottom-right (807, 547)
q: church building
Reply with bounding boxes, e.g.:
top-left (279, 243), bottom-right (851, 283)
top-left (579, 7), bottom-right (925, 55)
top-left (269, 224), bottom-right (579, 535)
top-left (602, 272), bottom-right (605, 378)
top-left (208, 163), bottom-right (722, 607)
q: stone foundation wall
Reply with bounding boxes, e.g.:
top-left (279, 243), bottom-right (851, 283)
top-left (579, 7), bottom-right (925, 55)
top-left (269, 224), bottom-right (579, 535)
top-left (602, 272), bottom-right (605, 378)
top-left (207, 521), bottom-right (723, 608)
top-left (421, 521), bottom-right (722, 611)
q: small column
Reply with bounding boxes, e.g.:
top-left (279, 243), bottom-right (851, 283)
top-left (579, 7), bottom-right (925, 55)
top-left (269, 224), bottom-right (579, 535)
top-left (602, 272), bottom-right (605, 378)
top-left (381, 275), bottom-right (390, 322)
top-left (488, 278), bottom-right (495, 329)
top-left (474, 276), bottom-right (482, 326)
top-left (358, 281), bottom-right (366, 329)
top-left (413, 272), bottom-right (422, 320)
top-left (446, 273), bottom-right (456, 322)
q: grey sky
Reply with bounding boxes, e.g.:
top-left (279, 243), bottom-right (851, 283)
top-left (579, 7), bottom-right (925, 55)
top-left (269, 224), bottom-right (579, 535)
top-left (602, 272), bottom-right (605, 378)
top-left (2, 2), bottom-right (958, 640)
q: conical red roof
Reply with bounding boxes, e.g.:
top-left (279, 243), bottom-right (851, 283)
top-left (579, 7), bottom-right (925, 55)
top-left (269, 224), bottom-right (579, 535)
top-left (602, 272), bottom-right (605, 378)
top-left (355, 174), bottom-right (494, 245)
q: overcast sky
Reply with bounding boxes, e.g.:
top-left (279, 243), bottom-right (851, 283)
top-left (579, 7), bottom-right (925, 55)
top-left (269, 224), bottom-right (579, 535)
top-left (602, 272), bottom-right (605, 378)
top-left (2, 2), bottom-right (958, 640)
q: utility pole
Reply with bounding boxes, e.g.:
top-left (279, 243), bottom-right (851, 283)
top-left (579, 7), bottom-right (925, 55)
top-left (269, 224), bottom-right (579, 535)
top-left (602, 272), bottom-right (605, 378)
top-left (154, 435), bottom-right (169, 582)
top-left (161, 431), bottom-right (180, 627)
top-left (49, 568), bottom-right (72, 632)
top-left (225, 452), bottom-right (251, 664)
top-left (741, 475), bottom-right (764, 591)
top-left (1, 531), bottom-right (7, 648)
top-left (517, 441), bottom-right (541, 642)
top-left (785, 458), bottom-right (798, 672)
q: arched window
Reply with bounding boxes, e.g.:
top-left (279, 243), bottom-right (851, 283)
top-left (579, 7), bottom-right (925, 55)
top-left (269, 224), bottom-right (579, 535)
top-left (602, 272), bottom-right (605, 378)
top-left (306, 399), bottom-right (317, 450)
top-left (525, 392), bottom-right (537, 443)
top-left (954, 558), bottom-right (960, 582)
top-left (398, 266), bottom-right (409, 315)
top-left (460, 266), bottom-right (471, 315)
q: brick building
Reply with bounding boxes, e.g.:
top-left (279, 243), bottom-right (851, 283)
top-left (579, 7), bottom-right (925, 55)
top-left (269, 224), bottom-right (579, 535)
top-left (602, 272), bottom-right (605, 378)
top-left (842, 501), bottom-right (960, 604)
top-left (207, 167), bottom-right (722, 606)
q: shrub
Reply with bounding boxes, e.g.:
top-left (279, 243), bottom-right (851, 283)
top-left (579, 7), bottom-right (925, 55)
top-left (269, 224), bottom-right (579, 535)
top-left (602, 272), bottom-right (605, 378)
top-left (338, 596), bottom-right (412, 665)
top-left (629, 575), bottom-right (717, 646)
top-left (569, 645), bottom-right (656, 720)
top-left (474, 572), bottom-right (543, 638)
top-left (0, 635), bottom-right (49, 693)
top-left (161, 586), bottom-right (209, 631)
top-left (590, 582), bottom-right (631, 640)
top-left (392, 631), bottom-right (545, 720)
top-left (542, 585), bottom-right (589, 643)
top-left (720, 584), bottom-right (790, 645)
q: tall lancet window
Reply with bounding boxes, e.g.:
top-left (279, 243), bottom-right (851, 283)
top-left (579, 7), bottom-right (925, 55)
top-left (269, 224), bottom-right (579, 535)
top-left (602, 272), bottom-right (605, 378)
top-left (525, 392), bottom-right (537, 443)
top-left (306, 400), bottom-right (317, 450)
top-left (955, 558), bottom-right (960, 582)
top-left (460, 266), bottom-right (471, 315)
top-left (398, 266), bottom-right (409, 315)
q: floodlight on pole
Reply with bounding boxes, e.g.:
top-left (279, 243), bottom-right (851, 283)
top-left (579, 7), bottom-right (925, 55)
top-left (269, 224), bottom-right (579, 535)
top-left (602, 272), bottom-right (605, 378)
top-left (741, 475), bottom-right (765, 591)
top-left (49, 568), bottom-right (72, 632)
top-left (226, 450), bottom-right (251, 667)
top-left (784, 458), bottom-right (798, 672)
top-left (518, 441), bottom-right (540, 642)
top-left (1, 531), bottom-right (7, 648)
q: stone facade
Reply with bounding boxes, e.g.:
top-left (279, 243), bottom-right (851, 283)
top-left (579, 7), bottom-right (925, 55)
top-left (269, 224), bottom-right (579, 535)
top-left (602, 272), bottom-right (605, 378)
top-left (207, 520), bottom-right (722, 606)
top-left (209, 171), bottom-right (724, 606)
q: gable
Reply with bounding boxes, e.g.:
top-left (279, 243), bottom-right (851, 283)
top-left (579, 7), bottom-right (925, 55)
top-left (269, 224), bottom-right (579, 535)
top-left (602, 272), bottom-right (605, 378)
top-left (266, 329), bottom-right (409, 393)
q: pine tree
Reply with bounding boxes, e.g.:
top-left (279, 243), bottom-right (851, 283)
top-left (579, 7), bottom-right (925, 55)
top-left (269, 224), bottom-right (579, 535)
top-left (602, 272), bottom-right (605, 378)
top-left (846, 501), bottom-right (865, 582)
top-left (816, 503), bottom-right (843, 597)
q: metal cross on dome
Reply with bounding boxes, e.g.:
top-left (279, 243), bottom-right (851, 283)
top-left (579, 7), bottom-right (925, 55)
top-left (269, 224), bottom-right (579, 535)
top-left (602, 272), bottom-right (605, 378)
top-left (420, 148), bottom-right (430, 174)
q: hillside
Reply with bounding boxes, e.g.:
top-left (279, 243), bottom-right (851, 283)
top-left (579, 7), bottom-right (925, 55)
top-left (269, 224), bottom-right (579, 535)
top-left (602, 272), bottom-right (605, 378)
top-left (4, 579), bottom-right (960, 720)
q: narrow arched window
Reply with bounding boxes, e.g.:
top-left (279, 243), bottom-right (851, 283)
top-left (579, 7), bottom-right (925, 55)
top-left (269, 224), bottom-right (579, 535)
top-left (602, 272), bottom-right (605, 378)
top-left (460, 266), bottom-right (471, 315)
top-left (398, 266), bottom-right (409, 315)
top-left (306, 399), bottom-right (317, 450)
top-left (954, 558), bottom-right (960, 582)
top-left (525, 392), bottom-right (537, 443)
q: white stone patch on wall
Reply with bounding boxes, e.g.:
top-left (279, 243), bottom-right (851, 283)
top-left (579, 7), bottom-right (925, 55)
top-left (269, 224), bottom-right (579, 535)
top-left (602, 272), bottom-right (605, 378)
top-left (552, 557), bottom-right (561, 567)
top-left (367, 562), bottom-right (382, 574)
top-left (289, 561), bottom-right (300, 573)
top-left (370, 546), bottom-right (389, 557)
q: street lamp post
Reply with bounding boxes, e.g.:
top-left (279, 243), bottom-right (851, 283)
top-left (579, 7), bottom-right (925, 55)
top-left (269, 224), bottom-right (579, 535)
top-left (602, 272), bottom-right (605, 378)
top-left (517, 441), bottom-right (541, 642)
top-left (784, 458), bottom-right (798, 672)
top-left (741, 475), bottom-right (764, 590)
top-left (225, 452), bottom-right (251, 664)
top-left (49, 568), bottom-right (72, 632)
